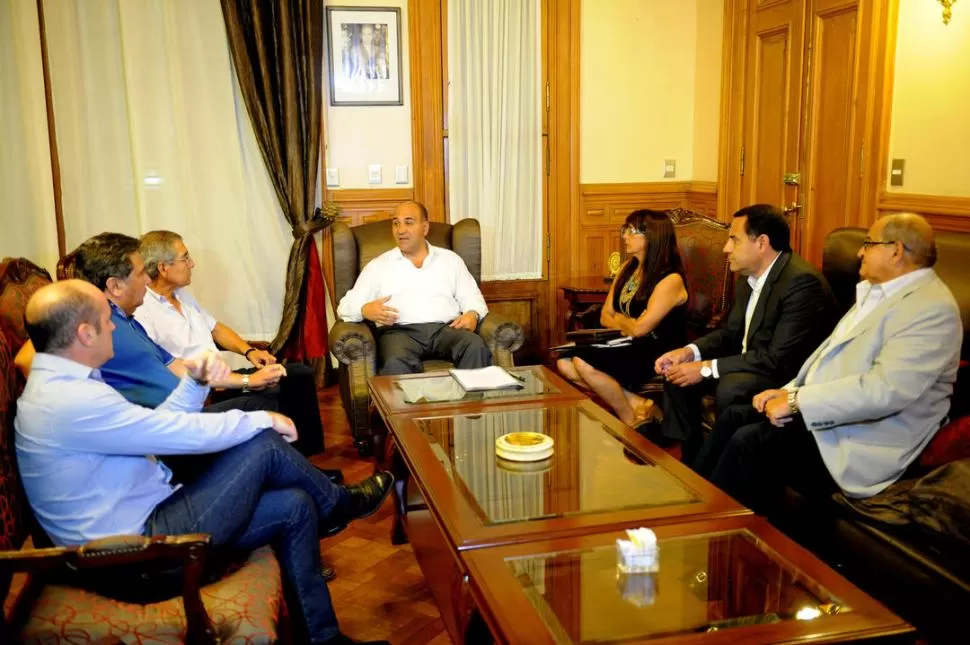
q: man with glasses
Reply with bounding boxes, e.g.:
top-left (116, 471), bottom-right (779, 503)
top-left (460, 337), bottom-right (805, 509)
top-left (133, 231), bottom-right (329, 460)
top-left (653, 204), bottom-right (834, 469)
top-left (712, 213), bottom-right (961, 512)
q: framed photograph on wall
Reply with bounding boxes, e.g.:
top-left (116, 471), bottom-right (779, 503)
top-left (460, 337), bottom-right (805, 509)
top-left (325, 6), bottom-right (403, 106)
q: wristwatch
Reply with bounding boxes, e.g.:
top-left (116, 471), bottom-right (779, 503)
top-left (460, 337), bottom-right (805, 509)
top-left (787, 389), bottom-right (800, 415)
top-left (241, 374), bottom-right (251, 393)
top-left (700, 361), bottom-right (713, 379)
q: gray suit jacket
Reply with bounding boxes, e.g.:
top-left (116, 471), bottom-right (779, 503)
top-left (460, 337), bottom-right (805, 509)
top-left (794, 270), bottom-right (962, 498)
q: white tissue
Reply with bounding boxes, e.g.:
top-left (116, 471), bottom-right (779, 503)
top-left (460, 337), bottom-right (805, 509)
top-left (616, 527), bottom-right (659, 573)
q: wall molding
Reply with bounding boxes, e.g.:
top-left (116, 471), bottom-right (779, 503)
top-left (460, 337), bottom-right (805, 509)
top-left (877, 191), bottom-right (970, 232)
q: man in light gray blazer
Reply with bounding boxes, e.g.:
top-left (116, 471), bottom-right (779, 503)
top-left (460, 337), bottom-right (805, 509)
top-left (710, 213), bottom-right (961, 512)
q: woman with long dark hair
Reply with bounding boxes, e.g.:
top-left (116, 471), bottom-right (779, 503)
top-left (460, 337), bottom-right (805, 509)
top-left (557, 209), bottom-right (688, 426)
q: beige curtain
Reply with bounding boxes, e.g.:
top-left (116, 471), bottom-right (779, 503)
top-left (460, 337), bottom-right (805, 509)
top-left (40, 0), bottom-right (291, 343)
top-left (448, 0), bottom-right (543, 280)
top-left (0, 0), bottom-right (59, 274)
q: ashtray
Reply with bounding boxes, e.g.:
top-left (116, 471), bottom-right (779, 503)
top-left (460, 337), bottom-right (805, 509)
top-left (495, 432), bottom-right (554, 461)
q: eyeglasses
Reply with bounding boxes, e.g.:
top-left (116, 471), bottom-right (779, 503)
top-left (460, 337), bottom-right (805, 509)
top-left (861, 238), bottom-right (910, 251)
top-left (619, 226), bottom-right (645, 237)
top-left (169, 254), bottom-right (192, 264)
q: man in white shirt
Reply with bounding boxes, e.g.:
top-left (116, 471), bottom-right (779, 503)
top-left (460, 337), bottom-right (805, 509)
top-left (15, 279), bottom-right (393, 645)
top-left (135, 230), bottom-right (328, 460)
top-left (336, 201), bottom-right (491, 375)
top-left (713, 213), bottom-right (961, 513)
top-left (653, 204), bottom-right (834, 469)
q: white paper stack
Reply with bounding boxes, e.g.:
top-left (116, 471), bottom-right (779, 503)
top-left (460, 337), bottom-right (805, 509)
top-left (449, 366), bottom-right (524, 391)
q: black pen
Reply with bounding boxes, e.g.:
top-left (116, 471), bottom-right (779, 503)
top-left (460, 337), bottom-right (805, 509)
top-left (509, 372), bottom-right (526, 383)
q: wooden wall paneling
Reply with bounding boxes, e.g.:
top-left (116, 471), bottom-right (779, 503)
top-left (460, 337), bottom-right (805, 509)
top-left (876, 193), bottom-right (970, 233)
top-left (329, 188), bottom-right (415, 225)
top-left (409, 0), bottom-right (447, 223)
top-left (480, 279), bottom-right (547, 364)
top-left (686, 181), bottom-right (719, 219)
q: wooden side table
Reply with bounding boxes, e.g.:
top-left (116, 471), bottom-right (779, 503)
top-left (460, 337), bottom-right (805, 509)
top-left (560, 276), bottom-right (612, 331)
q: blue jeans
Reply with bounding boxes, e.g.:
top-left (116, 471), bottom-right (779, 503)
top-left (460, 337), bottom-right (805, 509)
top-left (147, 430), bottom-right (347, 642)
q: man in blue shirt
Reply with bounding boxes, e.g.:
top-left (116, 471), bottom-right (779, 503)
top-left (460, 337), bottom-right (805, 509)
top-left (15, 279), bottom-right (392, 645)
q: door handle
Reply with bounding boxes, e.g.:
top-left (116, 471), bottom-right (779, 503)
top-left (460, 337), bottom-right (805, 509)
top-left (783, 202), bottom-right (802, 214)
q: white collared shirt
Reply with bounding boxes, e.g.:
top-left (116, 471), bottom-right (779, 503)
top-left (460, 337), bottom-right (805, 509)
top-left (336, 242), bottom-right (488, 325)
top-left (134, 287), bottom-right (218, 358)
top-left (690, 252), bottom-right (782, 378)
top-left (802, 267), bottom-right (933, 385)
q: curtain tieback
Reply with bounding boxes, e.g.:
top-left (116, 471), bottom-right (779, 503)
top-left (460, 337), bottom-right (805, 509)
top-left (292, 208), bottom-right (334, 239)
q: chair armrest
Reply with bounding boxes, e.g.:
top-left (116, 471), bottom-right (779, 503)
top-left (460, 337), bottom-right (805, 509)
top-left (329, 320), bottom-right (377, 365)
top-left (479, 312), bottom-right (524, 354)
top-left (0, 534), bottom-right (217, 645)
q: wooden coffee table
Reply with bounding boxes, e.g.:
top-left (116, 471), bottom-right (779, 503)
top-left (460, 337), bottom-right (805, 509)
top-left (463, 515), bottom-right (913, 644)
top-left (372, 384), bottom-right (750, 643)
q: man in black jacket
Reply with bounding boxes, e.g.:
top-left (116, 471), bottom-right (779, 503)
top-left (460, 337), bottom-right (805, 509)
top-left (653, 204), bottom-right (834, 471)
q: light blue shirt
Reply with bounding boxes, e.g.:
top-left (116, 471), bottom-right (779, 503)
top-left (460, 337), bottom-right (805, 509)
top-left (14, 353), bottom-right (273, 546)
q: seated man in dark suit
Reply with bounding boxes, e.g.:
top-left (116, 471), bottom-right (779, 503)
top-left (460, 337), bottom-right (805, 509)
top-left (654, 204), bottom-right (835, 470)
top-left (335, 201), bottom-right (491, 375)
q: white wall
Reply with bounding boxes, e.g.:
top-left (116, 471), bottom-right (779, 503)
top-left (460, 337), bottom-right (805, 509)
top-left (580, 0), bottom-right (723, 184)
top-left (324, 0), bottom-right (413, 189)
top-left (887, 1), bottom-right (970, 196)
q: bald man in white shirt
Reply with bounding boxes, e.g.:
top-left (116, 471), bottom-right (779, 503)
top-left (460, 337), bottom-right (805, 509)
top-left (336, 201), bottom-right (491, 375)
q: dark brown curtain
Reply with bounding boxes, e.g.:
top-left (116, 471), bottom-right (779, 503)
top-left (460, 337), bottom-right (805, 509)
top-left (220, 0), bottom-right (329, 359)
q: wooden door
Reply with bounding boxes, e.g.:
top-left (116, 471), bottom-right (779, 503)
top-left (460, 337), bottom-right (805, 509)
top-left (729, 0), bottom-right (881, 264)
top-left (739, 0), bottom-right (806, 217)
top-left (800, 0), bottom-right (871, 263)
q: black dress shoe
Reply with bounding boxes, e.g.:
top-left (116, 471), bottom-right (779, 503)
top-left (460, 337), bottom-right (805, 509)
top-left (316, 467), bottom-right (344, 485)
top-left (316, 633), bottom-right (390, 645)
top-left (342, 471), bottom-right (394, 522)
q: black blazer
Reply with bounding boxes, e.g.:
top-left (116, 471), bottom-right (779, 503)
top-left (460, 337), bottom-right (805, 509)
top-left (694, 251), bottom-right (835, 383)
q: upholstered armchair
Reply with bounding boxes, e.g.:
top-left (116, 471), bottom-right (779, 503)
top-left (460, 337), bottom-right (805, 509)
top-left (328, 218), bottom-right (525, 455)
top-left (0, 257), bottom-right (283, 644)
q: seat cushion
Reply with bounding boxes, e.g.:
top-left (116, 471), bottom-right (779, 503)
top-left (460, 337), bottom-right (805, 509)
top-left (18, 546), bottom-right (281, 644)
top-left (920, 415), bottom-right (970, 469)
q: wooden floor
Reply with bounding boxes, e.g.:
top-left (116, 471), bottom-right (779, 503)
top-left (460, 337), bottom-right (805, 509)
top-left (308, 383), bottom-right (451, 645)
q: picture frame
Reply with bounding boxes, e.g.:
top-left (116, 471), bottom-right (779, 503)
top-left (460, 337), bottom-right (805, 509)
top-left (325, 6), bottom-right (403, 106)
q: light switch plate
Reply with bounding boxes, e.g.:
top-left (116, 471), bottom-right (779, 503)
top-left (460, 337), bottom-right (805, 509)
top-left (368, 164), bottom-right (382, 185)
top-left (890, 158), bottom-right (905, 187)
top-left (664, 159), bottom-right (676, 178)
top-left (394, 165), bottom-right (409, 184)
top-left (325, 168), bottom-right (339, 187)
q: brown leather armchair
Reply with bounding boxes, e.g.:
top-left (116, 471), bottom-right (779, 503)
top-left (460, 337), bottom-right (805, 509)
top-left (328, 218), bottom-right (525, 455)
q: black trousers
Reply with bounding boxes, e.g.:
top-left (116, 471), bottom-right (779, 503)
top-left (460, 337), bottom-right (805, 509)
top-left (164, 363), bottom-right (325, 484)
top-left (211, 362), bottom-right (324, 457)
top-left (663, 371), bottom-right (775, 466)
top-left (377, 322), bottom-right (492, 376)
top-left (710, 415), bottom-right (837, 514)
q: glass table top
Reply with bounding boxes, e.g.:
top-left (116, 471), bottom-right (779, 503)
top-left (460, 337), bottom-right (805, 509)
top-left (415, 405), bottom-right (699, 526)
top-left (392, 367), bottom-right (557, 405)
top-left (506, 529), bottom-right (849, 643)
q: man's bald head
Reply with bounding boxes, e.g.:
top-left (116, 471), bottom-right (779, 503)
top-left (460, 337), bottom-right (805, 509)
top-left (395, 201), bottom-right (428, 221)
top-left (25, 280), bottom-right (105, 354)
top-left (878, 212), bottom-right (937, 268)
